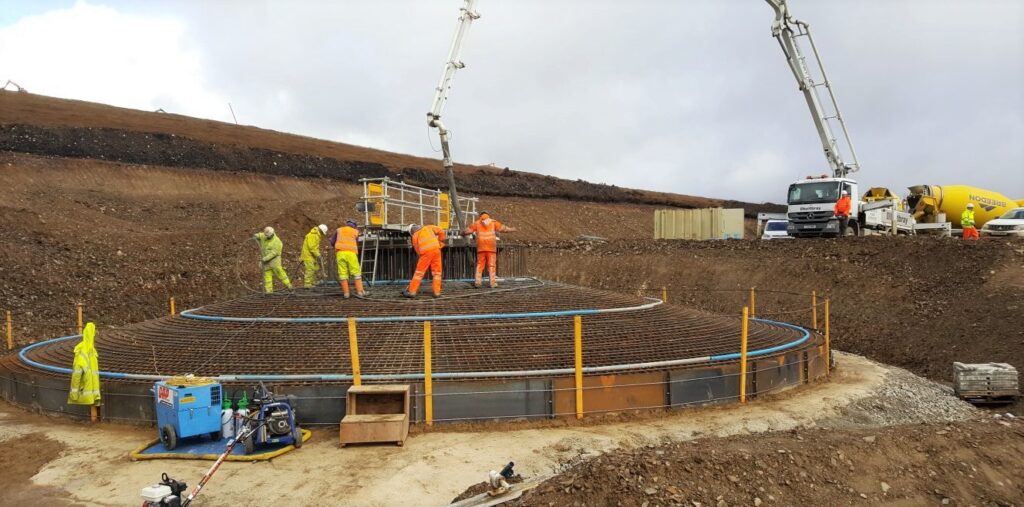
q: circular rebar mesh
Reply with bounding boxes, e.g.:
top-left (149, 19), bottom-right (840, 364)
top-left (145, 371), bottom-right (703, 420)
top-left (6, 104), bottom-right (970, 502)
top-left (21, 280), bottom-right (807, 378)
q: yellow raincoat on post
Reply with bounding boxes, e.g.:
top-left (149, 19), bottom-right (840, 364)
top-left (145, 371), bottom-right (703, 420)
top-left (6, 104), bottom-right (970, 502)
top-left (67, 322), bottom-right (101, 405)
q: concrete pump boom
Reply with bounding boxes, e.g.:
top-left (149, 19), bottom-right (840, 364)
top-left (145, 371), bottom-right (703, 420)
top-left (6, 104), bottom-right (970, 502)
top-left (766, 0), bottom-right (860, 178)
top-left (428, 0), bottom-right (480, 238)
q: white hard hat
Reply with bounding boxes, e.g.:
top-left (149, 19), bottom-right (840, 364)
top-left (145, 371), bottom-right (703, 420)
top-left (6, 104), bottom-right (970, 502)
top-left (408, 223), bottom-right (421, 234)
top-left (318, 224), bottom-right (328, 235)
top-left (263, 226), bottom-right (275, 237)
top-left (966, 203), bottom-right (975, 209)
top-left (841, 190), bottom-right (849, 195)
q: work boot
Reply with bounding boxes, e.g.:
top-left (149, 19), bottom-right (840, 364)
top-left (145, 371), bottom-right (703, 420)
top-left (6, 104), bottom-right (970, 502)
top-left (354, 278), bottom-right (366, 297)
top-left (402, 290), bottom-right (416, 298)
top-left (340, 280), bottom-right (350, 299)
top-left (432, 292), bottom-right (441, 299)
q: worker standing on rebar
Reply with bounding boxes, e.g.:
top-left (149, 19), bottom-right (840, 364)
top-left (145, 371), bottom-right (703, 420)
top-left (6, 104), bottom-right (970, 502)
top-left (404, 223), bottom-right (446, 298)
top-left (464, 211), bottom-right (517, 288)
top-left (329, 219), bottom-right (366, 298)
top-left (299, 224), bottom-right (329, 288)
top-left (254, 226), bottom-right (292, 293)
top-left (67, 322), bottom-right (100, 406)
top-left (834, 190), bottom-right (852, 236)
top-left (961, 203), bottom-right (979, 240)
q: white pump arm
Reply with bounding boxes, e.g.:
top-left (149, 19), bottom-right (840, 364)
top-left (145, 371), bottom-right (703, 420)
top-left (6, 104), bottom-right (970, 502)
top-left (765, 0), bottom-right (860, 178)
top-left (427, 0), bottom-right (480, 237)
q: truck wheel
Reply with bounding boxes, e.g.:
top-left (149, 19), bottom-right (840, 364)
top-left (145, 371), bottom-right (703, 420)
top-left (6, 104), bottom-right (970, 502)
top-left (160, 425), bottom-right (177, 450)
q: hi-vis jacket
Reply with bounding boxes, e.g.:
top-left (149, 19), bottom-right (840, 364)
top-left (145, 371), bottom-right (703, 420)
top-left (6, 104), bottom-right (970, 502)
top-left (67, 322), bottom-right (101, 405)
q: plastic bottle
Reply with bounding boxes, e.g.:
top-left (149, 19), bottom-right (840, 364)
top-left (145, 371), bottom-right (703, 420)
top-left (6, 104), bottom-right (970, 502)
top-left (234, 391), bottom-right (249, 437)
top-left (220, 398), bottom-right (234, 440)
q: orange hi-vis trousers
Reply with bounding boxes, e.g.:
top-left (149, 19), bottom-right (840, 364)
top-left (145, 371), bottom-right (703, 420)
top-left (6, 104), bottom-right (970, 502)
top-left (475, 251), bottom-right (497, 287)
top-left (962, 226), bottom-right (979, 240)
top-left (407, 249), bottom-right (443, 295)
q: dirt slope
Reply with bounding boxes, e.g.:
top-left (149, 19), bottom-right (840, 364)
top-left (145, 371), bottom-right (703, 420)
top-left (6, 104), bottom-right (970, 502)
top-left (512, 418), bottom-right (1024, 506)
top-left (0, 91), bottom-right (779, 211)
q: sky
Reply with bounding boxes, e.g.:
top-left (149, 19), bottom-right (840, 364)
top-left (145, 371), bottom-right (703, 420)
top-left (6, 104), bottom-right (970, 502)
top-left (1, 0), bottom-right (1022, 203)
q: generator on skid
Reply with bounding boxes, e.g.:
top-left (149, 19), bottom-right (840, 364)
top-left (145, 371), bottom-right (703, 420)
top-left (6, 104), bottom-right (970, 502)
top-left (153, 378), bottom-right (223, 450)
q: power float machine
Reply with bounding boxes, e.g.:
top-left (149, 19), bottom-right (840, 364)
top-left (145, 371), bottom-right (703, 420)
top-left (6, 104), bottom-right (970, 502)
top-left (142, 383), bottom-right (301, 506)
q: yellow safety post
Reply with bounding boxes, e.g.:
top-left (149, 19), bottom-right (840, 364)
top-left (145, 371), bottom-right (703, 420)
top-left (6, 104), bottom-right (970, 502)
top-left (824, 299), bottom-right (831, 377)
top-left (573, 315), bottom-right (584, 420)
top-left (423, 321), bottom-right (433, 426)
top-left (5, 311), bottom-right (13, 351)
top-left (740, 306), bottom-right (749, 403)
top-left (749, 287), bottom-right (756, 318)
top-left (169, 296), bottom-right (176, 316)
top-left (661, 286), bottom-right (668, 303)
top-left (347, 318), bottom-right (362, 386)
top-left (76, 302), bottom-right (84, 334)
top-left (811, 290), bottom-right (818, 330)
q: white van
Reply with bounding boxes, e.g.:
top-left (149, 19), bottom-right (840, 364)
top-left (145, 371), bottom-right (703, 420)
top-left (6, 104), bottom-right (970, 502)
top-left (761, 219), bottom-right (792, 240)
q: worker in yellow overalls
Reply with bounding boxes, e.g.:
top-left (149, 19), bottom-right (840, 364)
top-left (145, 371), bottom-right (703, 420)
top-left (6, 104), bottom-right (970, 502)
top-left (299, 224), bottom-right (329, 288)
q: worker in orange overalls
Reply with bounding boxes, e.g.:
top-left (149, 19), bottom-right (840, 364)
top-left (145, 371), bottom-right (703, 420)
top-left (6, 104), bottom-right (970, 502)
top-left (328, 219), bottom-right (366, 298)
top-left (834, 190), bottom-right (852, 236)
top-left (464, 211), bottom-right (517, 288)
top-left (403, 224), bottom-right (447, 298)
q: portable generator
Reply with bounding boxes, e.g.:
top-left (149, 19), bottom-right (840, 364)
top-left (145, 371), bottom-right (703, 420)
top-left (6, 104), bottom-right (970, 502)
top-left (153, 377), bottom-right (223, 450)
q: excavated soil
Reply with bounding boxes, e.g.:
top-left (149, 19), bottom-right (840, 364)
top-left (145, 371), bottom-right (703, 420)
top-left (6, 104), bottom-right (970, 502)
top-left (1, 91), bottom-right (780, 212)
top-left (510, 418), bottom-right (1024, 506)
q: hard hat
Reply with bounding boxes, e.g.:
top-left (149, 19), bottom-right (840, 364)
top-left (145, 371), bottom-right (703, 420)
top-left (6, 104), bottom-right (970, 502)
top-left (841, 190), bottom-right (849, 196)
top-left (409, 223), bottom-right (421, 234)
top-left (967, 203), bottom-right (975, 209)
top-left (263, 226), bottom-right (275, 237)
top-left (346, 219), bottom-right (357, 227)
top-left (317, 224), bottom-right (328, 235)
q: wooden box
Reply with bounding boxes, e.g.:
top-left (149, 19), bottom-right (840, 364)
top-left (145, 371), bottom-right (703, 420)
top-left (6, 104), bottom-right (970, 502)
top-left (339, 384), bottom-right (410, 447)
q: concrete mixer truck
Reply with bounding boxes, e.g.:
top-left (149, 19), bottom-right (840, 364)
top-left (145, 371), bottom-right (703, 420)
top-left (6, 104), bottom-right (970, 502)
top-left (907, 185), bottom-right (1024, 231)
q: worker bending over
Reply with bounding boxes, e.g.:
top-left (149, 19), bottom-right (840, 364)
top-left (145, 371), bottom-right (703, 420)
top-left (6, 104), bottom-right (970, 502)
top-left (961, 203), bottom-right (979, 240)
top-left (254, 227), bottom-right (292, 293)
top-left (464, 211), bottom-right (516, 288)
top-left (300, 224), bottom-right (329, 288)
top-left (329, 219), bottom-right (366, 298)
top-left (834, 190), bottom-right (852, 236)
top-left (404, 223), bottom-right (446, 298)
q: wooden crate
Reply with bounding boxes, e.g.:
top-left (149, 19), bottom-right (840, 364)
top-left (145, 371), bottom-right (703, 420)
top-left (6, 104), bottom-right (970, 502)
top-left (340, 385), bottom-right (410, 447)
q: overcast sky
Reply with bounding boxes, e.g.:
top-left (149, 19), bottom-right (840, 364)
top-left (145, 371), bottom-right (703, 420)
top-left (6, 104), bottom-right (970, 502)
top-left (2, 0), bottom-right (1022, 202)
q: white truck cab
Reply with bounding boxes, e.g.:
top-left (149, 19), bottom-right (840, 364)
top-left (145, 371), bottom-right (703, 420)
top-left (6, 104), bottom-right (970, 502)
top-left (786, 176), bottom-right (858, 237)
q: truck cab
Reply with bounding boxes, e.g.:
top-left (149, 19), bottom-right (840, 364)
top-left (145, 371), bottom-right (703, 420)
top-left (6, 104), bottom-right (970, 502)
top-left (786, 176), bottom-right (858, 237)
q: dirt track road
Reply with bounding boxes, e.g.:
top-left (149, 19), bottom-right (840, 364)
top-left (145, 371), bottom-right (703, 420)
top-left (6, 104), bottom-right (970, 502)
top-left (0, 353), bottom-right (987, 507)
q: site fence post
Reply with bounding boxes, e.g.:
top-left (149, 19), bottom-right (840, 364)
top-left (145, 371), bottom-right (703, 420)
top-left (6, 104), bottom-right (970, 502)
top-left (424, 321), bottom-right (433, 426)
top-left (824, 299), bottom-right (831, 377)
top-left (661, 286), bottom-right (668, 304)
top-left (740, 306), bottom-right (749, 403)
top-left (169, 296), bottom-right (176, 316)
top-left (90, 406), bottom-right (99, 423)
top-left (573, 315), bottom-right (584, 420)
top-left (347, 317), bottom-right (362, 386)
top-left (5, 311), bottom-right (12, 351)
top-left (749, 288), bottom-right (756, 318)
top-left (811, 290), bottom-right (818, 330)
top-left (76, 302), bottom-right (84, 335)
